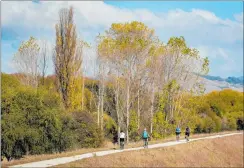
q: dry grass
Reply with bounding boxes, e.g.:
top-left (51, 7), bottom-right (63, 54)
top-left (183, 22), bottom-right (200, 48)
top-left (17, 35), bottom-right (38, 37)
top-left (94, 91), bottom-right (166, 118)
top-left (1, 130), bottom-right (241, 167)
top-left (57, 134), bottom-right (243, 167)
top-left (1, 148), bottom-right (110, 168)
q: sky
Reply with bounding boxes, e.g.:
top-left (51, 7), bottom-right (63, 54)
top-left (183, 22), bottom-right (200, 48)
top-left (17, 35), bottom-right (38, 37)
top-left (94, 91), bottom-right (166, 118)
top-left (1, 1), bottom-right (243, 78)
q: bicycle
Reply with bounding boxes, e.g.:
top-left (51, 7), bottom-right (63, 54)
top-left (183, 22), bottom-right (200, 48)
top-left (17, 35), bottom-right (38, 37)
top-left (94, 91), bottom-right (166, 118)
top-left (143, 138), bottom-right (149, 148)
top-left (176, 132), bottom-right (181, 141)
top-left (185, 133), bottom-right (190, 142)
top-left (120, 139), bottom-right (125, 149)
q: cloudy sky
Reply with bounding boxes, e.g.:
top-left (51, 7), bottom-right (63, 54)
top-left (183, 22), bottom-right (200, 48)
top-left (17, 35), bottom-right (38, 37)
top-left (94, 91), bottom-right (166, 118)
top-left (1, 1), bottom-right (243, 78)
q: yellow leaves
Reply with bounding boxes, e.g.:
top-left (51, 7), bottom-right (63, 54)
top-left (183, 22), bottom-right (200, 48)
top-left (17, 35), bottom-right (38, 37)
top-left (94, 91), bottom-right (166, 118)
top-left (110, 21), bottom-right (154, 37)
top-left (82, 40), bottom-right (91, 48)
top-left (167, 36), bottom-right (186, 49)
top-left (145, 58), bottom-right (153, 68)
top-left (17, 36), bottom-right (40, 53)
top-left (201, 57), bottom-right (210, 75)
top-left (149, 43), bottom-right (165, 57)
top-left (57, 36), bottom-right (62, 46)
top-left (99, 21), bottom-right (157, 63)
top-left (68, 77), bottom-right (83, 110)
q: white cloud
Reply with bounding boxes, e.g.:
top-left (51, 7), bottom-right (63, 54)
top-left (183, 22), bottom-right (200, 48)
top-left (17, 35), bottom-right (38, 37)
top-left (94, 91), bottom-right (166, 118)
top-left (2, 1), bottom-right (242, 43)
top-left (196, 45), bottom-right (242, 77)
top-left (234, 12), bottom-right (243, 22)
top-left (1, 1), bottom-right (243, 77)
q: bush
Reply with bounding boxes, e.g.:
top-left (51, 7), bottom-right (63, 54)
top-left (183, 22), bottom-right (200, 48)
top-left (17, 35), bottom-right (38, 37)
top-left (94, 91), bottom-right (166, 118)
top-left (71, 111), bottom-right (104, 148)
top-left (1, 85), bottom-right (68, 160)
top-left (103, 113), bottom-right (117, 141)
top-left (129, 110), bottom-right (140, 141)
top-left (226, 114), bottom-right (237, 130)
top-left (203, 117), bottom-right (216, 133)
top-left (152, 111), bottom-right (169, 139)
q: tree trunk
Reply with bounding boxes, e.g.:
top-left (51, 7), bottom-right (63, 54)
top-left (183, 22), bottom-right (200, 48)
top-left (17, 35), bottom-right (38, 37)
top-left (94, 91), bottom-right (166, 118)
top-left (137, 89), bottom-right (140, 130)
top-left (126, 77), bottom-right (131, 144)
top-left (116, 73), bottom-right (120, 145)
top-left (150, 82), bottom-right (155, 134)
top-left (97, 80), bottom-right (100, 127)
top-left (117, 125), bottom-right (120, 146)
top-left (82, 76), bottom-right (85, 111)
top-left (100, 71), bottom-right (105, 131)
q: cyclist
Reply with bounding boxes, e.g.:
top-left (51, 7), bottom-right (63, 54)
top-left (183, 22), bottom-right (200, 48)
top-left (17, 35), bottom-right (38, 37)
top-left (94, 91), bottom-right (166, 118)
top-left (113, 133), bottom-right (118, 149)
top-left (142, 128), bottom-right (149, 148)
top-left (175, 125), bottom-right (181, 141)
top-left (185, 126), bottom-right (190, 142)
top-left (119, 130), bottom-right (125, 149)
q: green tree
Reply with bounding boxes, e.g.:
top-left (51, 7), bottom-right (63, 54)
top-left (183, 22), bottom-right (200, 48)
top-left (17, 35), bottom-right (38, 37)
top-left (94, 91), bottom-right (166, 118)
top-left (129, 110), bottom-right (140, 141)
top-left (152, 112), bottom-right (169, 139)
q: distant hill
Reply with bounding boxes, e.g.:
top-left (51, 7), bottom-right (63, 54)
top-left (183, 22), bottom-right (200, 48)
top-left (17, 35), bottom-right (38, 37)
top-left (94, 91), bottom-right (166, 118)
top-left (226, 76), bottom-right (243, 85)
top-left (202, 75), bottom-right (243, 85)
top-left (200, 75), bottom-right (243, 93)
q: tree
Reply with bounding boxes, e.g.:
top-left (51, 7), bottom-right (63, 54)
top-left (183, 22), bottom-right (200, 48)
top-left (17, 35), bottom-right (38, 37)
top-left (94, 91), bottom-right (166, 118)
top-left (81, 42), bottom-right (91, 111)
top-left (98, 21), bottom-right (158, 143)
top-left (39, 40), bottom-right (50, 85)
top-left (158, 36), bottom-right (209, 121)
top-left (13, 36), bottom-right (40, 88)
top-left (53, 7), bottom-right (83, 109)
top-left (146, 42), bottom-right (165, 134)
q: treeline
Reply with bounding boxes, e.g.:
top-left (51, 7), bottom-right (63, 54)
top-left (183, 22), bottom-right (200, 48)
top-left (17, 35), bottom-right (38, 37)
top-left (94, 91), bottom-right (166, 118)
top-left (2, 73), bottom-right (243, 161)
top-left (1, 73), bottom-right (115, 161)
top-left (1, 6), bottom-right (243, 161)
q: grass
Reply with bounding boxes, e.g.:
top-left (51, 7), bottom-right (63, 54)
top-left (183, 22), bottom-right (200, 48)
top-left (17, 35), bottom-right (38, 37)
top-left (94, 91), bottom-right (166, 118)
top-left (56, 133), bottom-right (243, 167)
top-left (1, 130), bottom-right (242, 167)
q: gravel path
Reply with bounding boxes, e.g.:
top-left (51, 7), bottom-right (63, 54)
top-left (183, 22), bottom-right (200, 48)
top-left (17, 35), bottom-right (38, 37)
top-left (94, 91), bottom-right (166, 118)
top-left (10, 132), bottom-right (243, 168)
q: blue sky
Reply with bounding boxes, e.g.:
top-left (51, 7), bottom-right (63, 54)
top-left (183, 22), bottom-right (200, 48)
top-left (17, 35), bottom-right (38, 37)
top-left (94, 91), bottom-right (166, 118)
top-left (106, 1), bottom-right (243, 20)
top-left (1, 1), bottom-right (243, 78)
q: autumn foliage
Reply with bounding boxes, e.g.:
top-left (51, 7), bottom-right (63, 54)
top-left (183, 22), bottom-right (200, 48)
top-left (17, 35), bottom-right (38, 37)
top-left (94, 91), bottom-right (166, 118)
top-left (1, 6), bottom-right (243, 161)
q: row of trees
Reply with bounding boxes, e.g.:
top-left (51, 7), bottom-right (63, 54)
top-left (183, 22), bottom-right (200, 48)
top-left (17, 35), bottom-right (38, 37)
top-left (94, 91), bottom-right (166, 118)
top-left (1, 6), bottom-right (243, 160)
top-left (96, 21), bottom-right (209, 143)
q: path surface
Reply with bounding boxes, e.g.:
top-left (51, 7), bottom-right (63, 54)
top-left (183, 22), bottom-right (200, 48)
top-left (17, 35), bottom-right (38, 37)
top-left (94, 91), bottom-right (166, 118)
top-left (10, 132), bottom-right (243, 168)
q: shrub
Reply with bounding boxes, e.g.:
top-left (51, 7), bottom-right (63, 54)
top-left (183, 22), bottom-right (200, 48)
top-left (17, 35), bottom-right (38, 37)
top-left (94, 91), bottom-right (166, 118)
top-left (203, 117), bottom-right (216, 133)
top-left (1, 85), bottom-right (67, 160)
top-left (103, 113), bottom-right (117, 141)
top-left (129, 110), bottom-right (140, 141)
top-left (71, 111), bottom-right (104, 148)
top-left (152, 111), bottom-right (169, 139)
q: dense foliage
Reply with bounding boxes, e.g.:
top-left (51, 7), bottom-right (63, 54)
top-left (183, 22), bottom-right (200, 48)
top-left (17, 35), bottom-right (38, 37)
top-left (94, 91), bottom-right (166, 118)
top-left (2, 73), bottom-right (243, 160)
top-left (1, 74), bottom-right (104, 161)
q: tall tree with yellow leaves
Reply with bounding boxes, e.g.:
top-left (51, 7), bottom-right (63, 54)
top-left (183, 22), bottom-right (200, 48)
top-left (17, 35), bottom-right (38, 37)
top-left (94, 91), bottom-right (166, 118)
top-left (53, 7), bottom-right (83, 109)
top-left (98, 21), bottom-right (158, 143)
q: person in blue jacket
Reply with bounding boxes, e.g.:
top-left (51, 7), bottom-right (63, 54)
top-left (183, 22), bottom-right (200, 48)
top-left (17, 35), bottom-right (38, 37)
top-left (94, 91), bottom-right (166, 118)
top-left (175, 125), bottom-right (181, 141)
top-left (142, 128), bottom-right (150, 148)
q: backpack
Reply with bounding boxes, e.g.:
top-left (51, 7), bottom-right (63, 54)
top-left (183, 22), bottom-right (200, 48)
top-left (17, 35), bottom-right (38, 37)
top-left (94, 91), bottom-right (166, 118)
top-left (176, 127), bottom-right (181, 133)
top-left (186, 127), bottom-right (190, 133)
top-left (143, 131), bottom-right (148, 138)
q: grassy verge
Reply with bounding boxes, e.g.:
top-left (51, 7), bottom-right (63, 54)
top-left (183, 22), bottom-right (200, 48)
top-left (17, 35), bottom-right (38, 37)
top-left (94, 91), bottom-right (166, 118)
top-left (56, 133), bottom-right (243, 167)
top-left (1, 130), bottom-right (242, 167)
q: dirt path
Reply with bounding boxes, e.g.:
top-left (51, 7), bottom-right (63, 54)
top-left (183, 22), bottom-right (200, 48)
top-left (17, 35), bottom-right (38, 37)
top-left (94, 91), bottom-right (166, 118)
top-left (10, 132), bottom-right (243, 168)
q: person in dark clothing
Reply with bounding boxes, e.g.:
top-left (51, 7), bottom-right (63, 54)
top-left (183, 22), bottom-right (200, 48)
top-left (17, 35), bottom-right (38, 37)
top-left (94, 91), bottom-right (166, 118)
top-left (113, 133), bottom-right (118, 149)
top-left (185, 126), bottom-right (190, 142)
